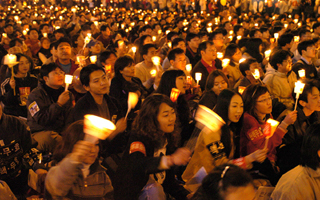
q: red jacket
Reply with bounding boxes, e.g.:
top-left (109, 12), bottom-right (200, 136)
top-left (240, 112), bottom-right (286, 162)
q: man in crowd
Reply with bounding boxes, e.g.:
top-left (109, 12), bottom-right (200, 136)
top-left (55, 37), bottom-right (79, 75)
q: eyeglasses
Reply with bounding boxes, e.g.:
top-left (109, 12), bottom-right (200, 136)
top-left (256, 96), bottom-right (273, 103)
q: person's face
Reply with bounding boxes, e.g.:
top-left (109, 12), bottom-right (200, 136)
top-left (29, 30), bottom-right (39, 40)
top-left (15, 41), bottom-right (23, 49)
top-left (262, 30), bottom-right (270, 40)
top-left (84, 70), bottom-right (109, 95)
top-left (213, 33), bottom-right (224, 47)
top-left (188, 37), bottom-right (200, 49)
top-left (83, 141), bottom-right (99, 165)
top-left (224, 22), bottom-right (233, 32)
top-left (302, 87), bottom-right (320, 112)
top-left (157, 103), bottom-right (176, 133)
top-left (42, 39), bottom-right (50, 49)
top-left (212, 76), bottom-right (228, 96)
top-left (254, 31), bottom-right (262, 39)
top-left (228, 94), bottom-right (244, 123)
top-left (120, 63), bottom-right (135, 78)
top-left (41, 25), bottom-right (49, 34)
top-left (176, 41), bottom-right (186, 52)
top-left (144, 47), bottom-right (157, 62)
top-left (102, 28), bottom-right (111, 38)
top-left (175, 75), bottom-right (187, 94)
top-left (232, 48), bottom-right (242, 62)
top-left (237, 28), bottom-right (244, 37)
top-left (224, 184), bottom-right (256, 200)
top-left (143, 36), bottom-right (153, 45)
top-left (171, 53), bottom-right (186, 70)
top-left (278, 56), bottom-right (292, 73)
top-left (44, 68), bottom-right (65, 88)
top-left (104, 54), bottom-right (117, 69)
top-left (18, 56), bottom-right (30, 75)
top-left (5, 26), bottom-right (13, 34)
top-left (304, 45), bottom-right (316, 58)
top-left (57, 42), bottom-right (71, 60)
top-left (143, 28), bottom-right (152, 36)
top-left (90, 43), bottom-right (102, 54)
top-left (77, 35), bottom-right (84, 47)
top-left (248, 62), bottom-right (260, 76)
top-left (55, 32), bottom-right (64, 40)
top-left (202, 44), bottom-right (217, 62)
top-left (255, 92), bottom-right (273, 115)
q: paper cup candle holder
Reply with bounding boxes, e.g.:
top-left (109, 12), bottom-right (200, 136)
top-left (294, 81), bottom-right (305, 110)
top-left (264, 119), bottom-right (279, 149)
top-left (65, 75), bottom-right (73, 91)
top-left (125, 92), bottom-right (139, 119)
top-left (4, 54), bottom-right (19, 95)
top-left (84, 115), bottom-right (116, 144)
top-left (195, 72), bottom-right (202, 86)
top-left (170, 88), bottom-right (180, 102)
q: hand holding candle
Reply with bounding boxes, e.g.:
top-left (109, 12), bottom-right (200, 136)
top-left (294, 80), bottom-right (305, 110)
top-left (84, 114), bottom-right (116, 144)
top-left (65, 75), bottom-right (73, 91)
top-left (125, 92), bottom-right (139, 119)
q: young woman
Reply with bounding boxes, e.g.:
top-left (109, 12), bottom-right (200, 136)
top-left (241, 84), bottom-right (297, 185)
top-left (0, 53), bottom-right (38, 118)
top-left (113, 94), bottom-right (191, 200)
top-left (224, 44), bottom-right (243, 88)
top-left (37, 37), bottom-right (52, 66)
top-left (157, 70), bottom-right (193, 145)
top-left (182, 89), bottom-right (268, 183)
top-left (198, 70), bottom-right (229, 110)
top-left (45, 121), bottom-right (114, 199)
top-left (191, 164), bottom-right (256, 200)
top-left (109, 55), bottom-right (146, 121)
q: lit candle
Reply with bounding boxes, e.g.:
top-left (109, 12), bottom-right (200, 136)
top-left (228, 16), bottom-right (232, 21)
top-left (284, 24), bottom-right (288, 28)
top-left (170, 88), bottom-right (180, 102)
top-left (274, 33), bottom-right (279, 39)
top-left (166, 30), bottom-right (170, 35)
top-left (264, 50), bottom-right (271, 59)
top-left (207, 27), bottom-right (212, 33)
top-left (298, 69), bottom-right (305, 78)
top-left (132, 46), bottom-right (137, 54)
top-left (195, 72), bottom-right (202, 85)
top-left (64, 74), bottom-right (73, 91)
top-left (168, 41), bottom-right (172, 48)
top-left (151, 56), bottom-right (161, 66)
top-left (152, 36), bottom-right (156, 42)
top-left (158, 30), bottom-right (162, 35)
top-left (4, 54), bottom-right (17, 65)
top-left (118, 40), bottom-right (124, 48)
top-left (264, 119), bottom-right (280, 149)
top-left (270, 38), bottom-right (275, 43)
top-left (186, 64), bottom-right (192, 73)
top-left (150, 69), bottom-right (157, 77)
top-left (125, 92), bottom-right (139, 119)
top-left (208, 22), bottom-right (212, 27)
top-left (222, 58), bottom-right (230, 68)
top-left (84, 114), bottom-right (116, 143)
top-left (43, 33), bottom-right (47, 38)
top-left (90, 55), bottom-right (97, 64)
top-left (186, 76), bottom-right (192, 84)
top-left (229, 30), bottom-right (233, 35)
top-left (255, 23), bottom-right (258, 27)
top-left (94, 21), bottom-right (98, 27)
top-left (294, 19), bottom-right (298, 24)
top-left (217, 52), bottom-right (223, 59)
top-left (294, 36), bottom-right (300, 42)
top-left (239, 58), bottom-right (246, 63)
top-left (71, 7), bottom-right (76, 12)
top-left (228, 35), bottom-right (233, 41)
top-left (105, 65), bottom-right (111, 73)
top-left (2, 33), bottom-right (7, 38)
top-left (87, 33), bottom-right (92, 39)
top-left (294, 80), bottom-right (305, 110)
top-left (194, 105), bottom-right (225, 132)
top-left (237, 35), bottom-right (242, 40)
top-left (238, 86), bottom-right (246, 95)
top-left (298, 22), bottom-right (301, 27)
top-left (252, 69), bottom-right (260, 80)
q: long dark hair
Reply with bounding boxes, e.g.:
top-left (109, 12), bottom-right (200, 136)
top-left (224, 43), bottom-right (239, 67)
top-left (191, 164), bottom-right (254, 200)
top-left (205, 69), bottom-right (229, 93)
top-left (214, 89), bottom-right (243, 157)
top-left (132, 94), bottom-right (179, 150)
top-left (242, 84), bottom-right (270, 124)
top-left (245, 38), bottom-right (263, 63)
top-left (13, 53), bottom-right (34, 74)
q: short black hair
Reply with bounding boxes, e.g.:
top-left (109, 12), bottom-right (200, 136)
top-left (298, 40), bottom-right (315, 55)
top-left (299, 29), bottom-right (310, 38)
top-left (56, 37), bottom-right (72, 48)
top-left (80, 64), bottom-right (105, 87)
top-left (114, 55), bottom-right (134, 77)
top-left (40, 23), bottom-right (49, 31)
top-left (269, 50), bottom-right (291, 70)
top-left (167, 48), bottom-right (185, 62)
top-left (98, 50), bottom-right (116, 65)
top-left (172, 37), bottom-right (185, 48)
top-left (140, 25), bottom-right (152, 34)
top-left (9, 38), bottom-right (22, 48)
top-left (40, 63), bottom-right (63, 83)
top-left (141, 43), bottom-right (156, 57)
top-left (249, 29), bottom-right (261, 38)
top-left (278, 33), bottom-right (294, 47)
top-left (297, 79), bottom-right (320, 107)
top-left (198, 41), bottom-right (214, 55)
top-left (186, 33), bottom-right (199, 42)
top-left (300, 122), bottom-right (320, 170)
top-left (239, 58), bottom-right (258, 76)
top-left (100, 24), bottom-right (110, 32)
top-left (166, 31), bottom-right (178, 41)
top-left (28, 28), bottom-right (38, 35)
top-left (233, 25), bottom-right (243, 34)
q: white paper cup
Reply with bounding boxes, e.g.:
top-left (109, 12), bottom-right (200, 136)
top-left (195, 105), bottom-right (225, 132)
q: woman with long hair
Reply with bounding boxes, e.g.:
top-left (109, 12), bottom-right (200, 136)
top-left (45, 121), bottom-right (114, 199)
top-left (199, 69), bottom-right (229, 110)
top-left (0, 53), bottom-right (38, 117)
top-left (182, 89), bottom-right (268, 183)
top-left (241, 84), bottom-right (297, 185)
top-left (113, 94), bottom-right (191, 200)
top-left (224, 44), bottom-right (243, 88)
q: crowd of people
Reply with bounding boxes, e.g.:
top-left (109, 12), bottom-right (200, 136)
top-left (0, 1), bottom-right (320, 200)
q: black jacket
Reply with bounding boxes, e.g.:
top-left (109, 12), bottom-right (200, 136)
top-left (292, 59), bottom-right (318, 79)
top-left (198, 90), bottom-right (218, 110)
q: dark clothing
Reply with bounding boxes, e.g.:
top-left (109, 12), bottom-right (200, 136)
top-left (0, 113), bottom-right (35, 197)
top-left (233, 77), bottom-right (252, 91)
top-left (292, 59), bottom-right (318, 79)
top-left (277, 108), bottom-right (320, 175)
top-left (27, 83), bottom-right (73, 133)
top-left (96, 34), bottom-right (111, 48)
top-left (55, 59), bottom-right (79, 75)
top-left (186, 46), bottom-right (200, 66)
top-left (1, 74), bottom-right (38, 118)
top-left (114, 133), bottom-right (190, 200)
top-left (191, 59), bottom-right (222, 91)
top-left (198, 90), bottom-right (218, 110)
top-left (37, 47), bottom-right (52, 66)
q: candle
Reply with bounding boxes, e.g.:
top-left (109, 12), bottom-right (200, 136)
top-left (255, 23), bottom-right (258, 27)
top-left (208, 22), bottom-right (212, 27)
top-left (222, 58), bottom-right (230, 68)
top-left (237, 36), bottom-right (242, 40)
top-left (252, 69), bottom-right (260, 80)
top-left (150, 69), bottom-right (157, 77)
top-left (264, 50), bottom-right (271, 59)
top-left (294, 19), bottom-right (298, 24)
top-left (43, 33), bottom-right (47, 38)
top-left (270, 38), bottom-right (275, 43)
top-left (195, 105), bottom-right (225, 132)
top-left (186, 64), bottom-right (192, 73)
top-left (238, 86), bottom-right (246, 95)
top-left (168, 41), bottom-right (172, 48)
top-left (84, 36), bottom-right (90, 45)
top-left (274, 33), bottom-right (279, 39)
top-left (229, 30), bottom-right (233, 35)
top-left (152, 36), bottom-right (156, 42)
top-left (228, 16), bottom-right (232, 21)
top-left (118, 40), bottom-right (124, 48)
top-left (158, 30), bottom-right (162, 35)
top-left (4, 54), bottom-right (17, 65)
top-left (195, 72), bottom-right (202, 85)
top-left (94, 21), bottom-right (98, 27)
top-left (294, 80), bottom-right (305, 110)
top-left (186, 76), bottom-right (192, 84)
top-left (55, 26), bottom-right (60, 30)
top-left (90, 55), bottom-right (97, 64)
top-left (170, 88), bottom-right (180, 102)
top-left (151, 56), bottom-right (161, 66)
top-left (284, 24), bottom-right (288, 28)
top-left (228, 35), bottom-right (233, 41)
top-left (298, 22), bottom-right (301, 27)
top-left (264, 119), bottom-right (280, 149)
top-left (294, 36), bottom-right (300, 42)
top-left (71, 7), bottom-right (76, 12)
top-left (207, 27), bottom-right (212, 33)
top-left (131, 46), bottom-right (137, 54)
top-left (166, 30), bottom-right (170, 35)
top-left (64, 74), bottom-right (73, 91)
top-left (298, 69), bottom-right (305, 78)
top-left (239, 58), bottom-right (246, 63)
top-left (125, 92), bottom-right (139, 118)
top-left (2, 33), bottom-right (7, 38)
top-left (217, 52), bottom-right (223, 59)
top-left (105, 65), bottom-right (111, 73)
top-left (84, 114), bottom-right (116, 143)
top-left (87, 33), bottom-right (92, 39)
